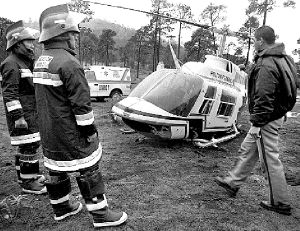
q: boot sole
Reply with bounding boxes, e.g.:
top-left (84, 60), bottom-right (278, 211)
top-left (22, 187), bottom-right (47, 195)
top-left (54, 202), bottom-right (83, 221)
top-left (214, 178), bottom-right (238, 197)
top-left (259, 201), bottom-right (291, 215)
top-left (93, 212), bottom-right (128, 227)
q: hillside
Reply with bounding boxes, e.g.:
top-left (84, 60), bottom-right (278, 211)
top-left (25, 18), bottom-right (136, 48)
top-left (81, 19), bottom-right (136, 48)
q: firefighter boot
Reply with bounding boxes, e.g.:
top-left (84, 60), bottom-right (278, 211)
top-left (19, 154), bottom-right (47, 194)
top-left (88, 195), bottom-right (127, 228)
top-left (46, 175), bottom-right (82, 221)
top-left (76, 170), bottom-right (127, 228)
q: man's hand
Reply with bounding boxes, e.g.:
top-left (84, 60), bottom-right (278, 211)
top-left (249, 125), bottom-right (261, 139)
top-left (15, 117), bottom-right (28, 129)
top-left (87, 132), bottom-right (97, 143)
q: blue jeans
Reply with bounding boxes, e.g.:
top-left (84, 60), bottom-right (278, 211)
top-left (223, 117), bottom-right (290, 205)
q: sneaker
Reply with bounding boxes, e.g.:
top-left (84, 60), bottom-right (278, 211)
top-left (215, 176), bottom-right (239, 197)
top-left (259, 201), bottom-right (291, 215)
top-left (92, 208), bottom-right (128, 228)
top-left (54, 202), bottom-right (83, 221)
top-left (21, 175), bottom-right (47, 195)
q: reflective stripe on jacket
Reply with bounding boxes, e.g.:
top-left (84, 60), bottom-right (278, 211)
top-left (33, 41), bottom-right (101, 172)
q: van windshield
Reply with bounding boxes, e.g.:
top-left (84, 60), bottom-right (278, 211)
top-left (85, 71), bottom-right (96, 81)
top-left (130, 69), bottom-right (203, 117)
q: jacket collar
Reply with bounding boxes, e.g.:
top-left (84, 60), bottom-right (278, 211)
top-left (43, 40), bottom-right (77, 56)
top-left (254, 43), bottom-right (286, 62)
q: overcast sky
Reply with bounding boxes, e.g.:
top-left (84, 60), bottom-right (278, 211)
top-left (1, 0), bottom-right (300, 60)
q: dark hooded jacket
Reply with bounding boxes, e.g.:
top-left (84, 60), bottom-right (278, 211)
top-left (248, 43), bottom-right (297, 127)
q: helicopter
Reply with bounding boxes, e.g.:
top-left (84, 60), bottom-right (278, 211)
top-left (112, 41), bottom-right (247, 147)
top-left (87, 1), bottom-right (249, 147)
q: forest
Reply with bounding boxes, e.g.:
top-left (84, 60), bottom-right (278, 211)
top-left (0, 0), bottom-right (299, 77)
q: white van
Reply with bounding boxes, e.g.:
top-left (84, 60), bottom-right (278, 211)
top-left (84, 66), bottom-right (131, 101)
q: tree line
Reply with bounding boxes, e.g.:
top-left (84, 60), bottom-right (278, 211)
top-left (0, 0), bottom-right (297, 78)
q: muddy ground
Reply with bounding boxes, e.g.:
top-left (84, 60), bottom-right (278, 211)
top-left (0, 95), bottom-right (299, 231)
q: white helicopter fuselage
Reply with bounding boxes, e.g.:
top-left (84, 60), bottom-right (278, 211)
top-left (183, 55), bottom-right (246, 133)
top-left (112, 55), bottom-right (247, 142)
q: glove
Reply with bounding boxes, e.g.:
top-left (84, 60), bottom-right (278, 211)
top-left (249, 125), bottom-right (261, 139)
top-left (87, 132), bottom-right (98, 143)
top-left (78, 124), bottom-right (98, 142)
top-left (15, 116), bottom-right (28, 129)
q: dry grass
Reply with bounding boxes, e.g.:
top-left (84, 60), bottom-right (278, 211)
top-left (0, 194), bottom-right (30, 221)
top-left (0, 98), bottom-right (299, 231)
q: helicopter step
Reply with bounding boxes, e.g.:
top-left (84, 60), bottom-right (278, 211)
top-left (190, 124), bottom-right (240, 148)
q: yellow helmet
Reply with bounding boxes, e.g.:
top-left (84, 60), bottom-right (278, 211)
top-left (39, 4), bottom-right (85, 43)
top-left (5, 20), bottom-right (39, 51)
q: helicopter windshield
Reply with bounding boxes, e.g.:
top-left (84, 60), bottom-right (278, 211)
top-left (130, 69), bottom-right (203, 117)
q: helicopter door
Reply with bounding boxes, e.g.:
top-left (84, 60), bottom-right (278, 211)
top-left (201, 87), bottom-right (237, 132)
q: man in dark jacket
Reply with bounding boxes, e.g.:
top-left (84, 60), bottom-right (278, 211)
top-left (33, 4), bottom-right (127, 227)
top-left (215, 26), bottom-right (297, 216)
top-left (0, 20), bottom-right (46, 194)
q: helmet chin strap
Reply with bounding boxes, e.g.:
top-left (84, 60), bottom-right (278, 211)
top-left (14, 42), bottom-right (35, 60)
top-left (46, 33), bottom-right (76, 51)
top-left (66, 32), bottom-right (76, 51)
top-left (67, 39), bottom-right (74, 50)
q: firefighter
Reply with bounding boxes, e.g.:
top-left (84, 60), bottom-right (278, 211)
top-left (0, 20), bottom-right (46, 195)
top-left (33, 4), bottom-right (127, 227)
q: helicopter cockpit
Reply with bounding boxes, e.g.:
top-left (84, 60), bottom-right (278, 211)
top-left (129, 69), bottom-right (204, 117)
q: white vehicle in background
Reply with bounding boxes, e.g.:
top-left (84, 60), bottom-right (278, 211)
top-left (84, 65), bottom-right (131, 101)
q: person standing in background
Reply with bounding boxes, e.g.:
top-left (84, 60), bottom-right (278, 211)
top-left (0, 20), bottom-right (46, 195)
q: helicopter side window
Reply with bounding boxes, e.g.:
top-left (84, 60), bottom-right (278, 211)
top-left (199, 86), bottom-right (217, 115)
top-left (226, 63), bottom-right (230, 72)
top-left (226, 62), bottom-right (232, 73)
top-left (217, 90), bottom-right (236, 117)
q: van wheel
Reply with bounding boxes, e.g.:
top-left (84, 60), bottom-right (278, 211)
top-left (110, 90), bottom-right (122, 102)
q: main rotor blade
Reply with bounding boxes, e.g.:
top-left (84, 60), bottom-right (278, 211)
top-left (86, 1), bottom-right (251, 38)
top-left (87, 1), bottom-right (210, 29)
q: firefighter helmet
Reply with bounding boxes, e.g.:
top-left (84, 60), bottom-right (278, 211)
top-left (5, 20), bottom-right (39, 51)
top-left (39, 4), bottom-right (85, 43)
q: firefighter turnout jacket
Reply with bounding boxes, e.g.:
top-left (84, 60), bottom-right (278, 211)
top-left (0, 53), bottom-right (40, 146)
top-left (33, 41), bottom-right (102, 172)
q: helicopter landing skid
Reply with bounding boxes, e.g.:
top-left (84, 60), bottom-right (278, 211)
top-left (191, 124), bottom-right (240, 148)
